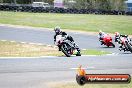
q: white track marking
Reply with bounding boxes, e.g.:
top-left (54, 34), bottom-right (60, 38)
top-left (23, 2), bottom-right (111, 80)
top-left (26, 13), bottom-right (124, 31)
top-left (1, 40), bottom-right (7, 42)
top-left (21, 42), bottom-right (26, 44)
top-left (10, 41), bottom-right (16, 43)
top-left (47, 45), bottom-right (52, 47)
top-left (70, 67), bottom-right (95, 70)
top-left (0, 40), bottom-right (119, 58)
top-left (0, 56), bottom-right (58, 59)
top-left (36, 43), bottom-right (44, 46)
top-left (29, 43), bottom-right (37, 45)
top-left (0, 53), bottom-right (119, 59)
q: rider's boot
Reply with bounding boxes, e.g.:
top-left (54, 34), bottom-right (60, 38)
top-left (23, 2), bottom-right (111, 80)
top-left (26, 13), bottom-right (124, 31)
top-left (77, 48), bottom-right (81, 52)
top-left (123, 48), bottom-right (126, 52)
top-left (58, 46), bottom-right (61, 51)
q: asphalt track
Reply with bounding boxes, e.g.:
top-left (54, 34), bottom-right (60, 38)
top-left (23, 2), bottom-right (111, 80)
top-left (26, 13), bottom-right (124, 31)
top-left (0, 25), bottom-right (132, 88)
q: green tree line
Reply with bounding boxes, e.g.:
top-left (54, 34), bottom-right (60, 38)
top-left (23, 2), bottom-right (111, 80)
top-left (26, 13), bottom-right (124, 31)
top-left (0, 0), bottom-right (54, 4)
top-left (65, 0), bottom-right (127, 11)
top-left (0, 0), bottom-right (127, 11)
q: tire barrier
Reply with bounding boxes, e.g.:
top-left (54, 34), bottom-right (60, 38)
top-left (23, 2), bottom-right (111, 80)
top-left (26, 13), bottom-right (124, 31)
top-left (0, 5), bottom-right (132, 15)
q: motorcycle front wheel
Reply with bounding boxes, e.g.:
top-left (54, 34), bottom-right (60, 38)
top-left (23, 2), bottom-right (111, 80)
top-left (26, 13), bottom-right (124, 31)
top-left (125, 41), bottom-right (132, 53)
top-left (61, 44), bottom-right (72, 57)
top-left (111, 42), bottom-right (115, 48)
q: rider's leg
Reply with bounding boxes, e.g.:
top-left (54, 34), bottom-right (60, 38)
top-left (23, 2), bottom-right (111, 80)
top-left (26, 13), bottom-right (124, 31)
top-left (67, 36), bottom-right (74, 42)
top-left (67, 36), bottom-right (80, 52)
top-left (74, 43), bottom-right (80, 52)
top-left (67, 36), bottom-right (76, 46)
top-left (99, 37), bottom-right (104, 45)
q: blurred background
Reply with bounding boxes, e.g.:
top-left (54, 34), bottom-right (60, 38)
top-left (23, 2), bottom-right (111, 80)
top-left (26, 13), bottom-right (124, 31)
top-left (0, 0), bottom-right (132, 15)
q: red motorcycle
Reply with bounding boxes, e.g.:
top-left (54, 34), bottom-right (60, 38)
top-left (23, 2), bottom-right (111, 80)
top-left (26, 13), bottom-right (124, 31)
top-left (100, 34), bottom-right (115, 48)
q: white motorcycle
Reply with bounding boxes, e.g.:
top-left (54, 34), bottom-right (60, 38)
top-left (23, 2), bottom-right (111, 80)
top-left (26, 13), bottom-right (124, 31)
top-left (115, 35), bottom-right (132, 53)
top-left (55, 35), bottom-right (81, 57)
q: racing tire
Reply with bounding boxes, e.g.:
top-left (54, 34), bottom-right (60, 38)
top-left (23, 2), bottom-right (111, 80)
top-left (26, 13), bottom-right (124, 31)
top-left (61, 44), bottom-right (71, 57)
top-left (125, 41), bottom-right (132, 53)
top-left (111, 42), bottom-right (115, 48)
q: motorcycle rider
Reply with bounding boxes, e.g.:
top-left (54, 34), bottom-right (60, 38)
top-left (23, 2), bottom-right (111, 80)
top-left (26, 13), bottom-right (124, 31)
top-left (54, 26), bottom-right (80, 52)
top-left (115, 32), bottom-right (120, 42)
top-left (98, 30), bottom-right (106, 45)
top-left (115, 32), bottom-right (131, 49)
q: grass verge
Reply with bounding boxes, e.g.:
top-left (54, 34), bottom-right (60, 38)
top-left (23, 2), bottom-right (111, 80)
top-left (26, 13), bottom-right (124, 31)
top-left (0, 11), bottom-right (132, 34)
top-left (53, 81), bottom-right (132, 88)
top-left (0, 40), bottom-right (111, 57)
top-left (81, 49), bottom-right (110, 55)
top-left (0, 40), bottom-right (62, 57)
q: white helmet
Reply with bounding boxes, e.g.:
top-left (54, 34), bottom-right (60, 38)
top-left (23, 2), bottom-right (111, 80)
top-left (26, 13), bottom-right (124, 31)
top-left (99, 30), bottom-right (104, 36)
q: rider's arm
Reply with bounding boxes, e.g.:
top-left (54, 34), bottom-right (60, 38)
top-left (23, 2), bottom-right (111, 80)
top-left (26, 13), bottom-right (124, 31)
top-left (61, 32), bottom-right (68, 38)
top-left (62, 32), bottom-right (67, 35)
top-left (120, 34), bottom-right (128, 37)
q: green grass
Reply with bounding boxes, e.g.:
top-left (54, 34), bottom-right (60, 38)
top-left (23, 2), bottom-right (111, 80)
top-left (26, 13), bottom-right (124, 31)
top-left (53, 81), bottom-right (132, 88)
top-left (0, 40), bottom-right (110, 57)
top-left (81, 49), bottom-right (111, 55)
top-left (0, 11), bottom-right (132, 34)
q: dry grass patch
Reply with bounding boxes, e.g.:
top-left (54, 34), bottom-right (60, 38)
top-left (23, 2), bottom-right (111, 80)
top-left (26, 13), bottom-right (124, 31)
top-left (0, 41), bottom-right (63, 57)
